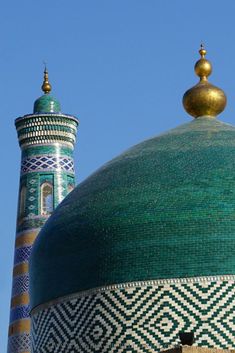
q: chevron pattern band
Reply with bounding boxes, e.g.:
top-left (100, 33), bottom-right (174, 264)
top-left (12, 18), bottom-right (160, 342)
top-left (21, 155), bottom-right (74, 174)
top-left (31, 278), bottom-right (235, 352)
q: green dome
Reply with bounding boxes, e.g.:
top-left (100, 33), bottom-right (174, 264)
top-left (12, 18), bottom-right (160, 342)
top-left (33, 94), bottom-right (61, 113)
top-left (30, 117), bottom-right (235, 309)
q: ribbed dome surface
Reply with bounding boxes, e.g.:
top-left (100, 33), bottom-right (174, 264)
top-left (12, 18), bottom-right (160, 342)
top-left (30, 117), bottom-right (235, 309)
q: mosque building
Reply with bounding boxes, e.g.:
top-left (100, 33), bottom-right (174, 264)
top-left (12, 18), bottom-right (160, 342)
top-left (7, 71), bottom-right (79, 353)
top-left (8, 45), bottom-right (235, 353)
top-left (28, 46), bottom-right (235, 352)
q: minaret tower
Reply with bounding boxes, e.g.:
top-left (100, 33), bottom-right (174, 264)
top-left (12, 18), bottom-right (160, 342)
top-left (7, 69), bottom-right (79, 353)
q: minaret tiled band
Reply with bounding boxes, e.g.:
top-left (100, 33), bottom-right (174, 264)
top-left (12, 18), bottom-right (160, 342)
top-left (7, 70), bottom-right (78, 353)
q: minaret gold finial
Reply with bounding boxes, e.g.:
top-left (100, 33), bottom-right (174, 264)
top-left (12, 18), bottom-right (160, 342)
top-left (41, 65), bottom-right (52, 94)
top-left (183, 45), bottom-right (226, 118)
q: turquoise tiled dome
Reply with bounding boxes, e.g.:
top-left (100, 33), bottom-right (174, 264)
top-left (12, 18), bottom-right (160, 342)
top-left (30, 117), bottom-right (235, 309)
top-left (33, 94), bottom-right (61, 113)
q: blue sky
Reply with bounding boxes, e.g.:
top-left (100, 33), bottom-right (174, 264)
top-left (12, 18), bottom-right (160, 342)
top-left (1, 0), bottom-right (235, 350)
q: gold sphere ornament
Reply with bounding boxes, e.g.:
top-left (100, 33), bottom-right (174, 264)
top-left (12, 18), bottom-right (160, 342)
top-left (41, 67), bottom-right (52, 94)
top-left (183, 45), bottom-right (226, 118)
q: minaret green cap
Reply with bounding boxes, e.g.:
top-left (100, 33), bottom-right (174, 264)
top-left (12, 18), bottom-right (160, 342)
top-left (33, 68), bottom-right (61, 113)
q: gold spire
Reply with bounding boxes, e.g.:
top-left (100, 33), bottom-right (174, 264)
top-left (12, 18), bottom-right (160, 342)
top-left (41, 66), bottom-right (51, 94)
top-left (183, 45), bottom-right (226, 118)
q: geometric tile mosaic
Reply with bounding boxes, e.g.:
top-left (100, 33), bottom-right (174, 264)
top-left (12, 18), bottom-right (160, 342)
top-left (12, 274), bottom-right (29, 298)
top-left (9, 112), bottom-right (78, 353)
top-left (10, 304), bottom-right (30, 323)
top-left (28, 212), bottom-right (37, 218)
top-left (14, 245), bottom-right (32, 266)
top-left (29, 196), bottom-right (36, 202)
top-left (7, 333), bottom-right (30, 353)
top-left (21, 155), bottom-right (74, 174)
top-left (31, 279), bottom-right (235, 353)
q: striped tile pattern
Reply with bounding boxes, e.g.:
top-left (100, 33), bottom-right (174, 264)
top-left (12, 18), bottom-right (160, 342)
top-left (8, 110), bottom-right (78, 353)
top-left (12, 274), bottom-right (29, 298)
top-left (31, 279), bottom-right (235, 353)
top-left (8, 230), bottom-right (38, 353)
top-left (14, 246), bottom-right (32, 266)
top-left (10, 305), bottom-right (30, 322)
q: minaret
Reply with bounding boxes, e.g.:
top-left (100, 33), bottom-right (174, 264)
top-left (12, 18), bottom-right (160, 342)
top-left (7, 69), bottom-right (79, 353)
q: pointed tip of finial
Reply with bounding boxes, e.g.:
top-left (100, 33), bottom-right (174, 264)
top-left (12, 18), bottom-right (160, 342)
top-left (43, 61), bottom-right (48, 74)
top-left (41, 63), bottom-right (51, 94)
top-left (199, 43), bottom-right (207, 59)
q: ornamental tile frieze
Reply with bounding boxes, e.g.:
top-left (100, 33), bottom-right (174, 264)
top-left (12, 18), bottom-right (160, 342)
top-left (31, 278), bottom-right (235, 353)
top-left (21, 155), bottom-right (74, 174)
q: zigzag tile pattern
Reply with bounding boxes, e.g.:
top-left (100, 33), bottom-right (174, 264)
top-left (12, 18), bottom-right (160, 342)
top-left (14, 245), bottom-right (32, 266)
top-left (21, 155), bottom-right (74, 174)
top-left (7, 333), bottom-right (30, 353)
top-left (12, 274), bottom-right (29, 298)
top-left (31, 280), bottom-right (235, 353)
top-left (10, 304), bottom-right (30, 323)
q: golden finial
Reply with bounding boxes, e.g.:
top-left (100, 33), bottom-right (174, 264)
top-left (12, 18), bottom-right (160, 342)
top-left (183, 45), bottom-right (226, 118)
top-left (199, 43), bottom-right (207, 58)
top-left (41, 64), bottom-right (52, 94)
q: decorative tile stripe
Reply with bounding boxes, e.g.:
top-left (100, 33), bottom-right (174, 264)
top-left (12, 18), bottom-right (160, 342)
top-left (21, 155), bottom-right (74, 174)
top-left (15, 228), bottom-right (40, 239)
top-left (12, 274), bottom-right (29, 298)
top-left (19, 134), bottom-right (76, 149)
top-left (11, 293), bottom-right (29, 308)
top-left (7, 333), bottom-right (30, 353)
top-left (15, 112), bottom-right (78, 124)
top-left (15, 231), bottom-right (37, 247)
top-left (16, 217), bottom-right (48, 234)
top-left (13, 263), bottom-right (29, 277)
top-left (17, 120), bottom-right (77, 131)
top-left (10, 305), bottom-right (30, 323)
top-left (21, 142), bottom-right (76, 149)
top-left (14, 245), bottom-right (32, 266)
top-left (31, 280), bottom-right (235, 352)
top-left (9, 319), bottom-right (30, 336)
top-left (19, 125), bottom-right (76, 136)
